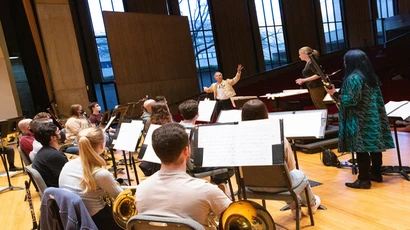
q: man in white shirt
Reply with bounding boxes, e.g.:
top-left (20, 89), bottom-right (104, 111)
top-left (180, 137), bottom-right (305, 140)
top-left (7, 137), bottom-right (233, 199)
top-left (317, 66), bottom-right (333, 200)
top-left (136, 123), bottom-right (232, 227)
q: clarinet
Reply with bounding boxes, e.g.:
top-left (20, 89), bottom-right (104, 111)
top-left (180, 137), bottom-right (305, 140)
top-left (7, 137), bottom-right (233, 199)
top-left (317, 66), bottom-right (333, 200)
top-left (25, 181), bottom-right (38, 230)
top-left (307, 52), bottom-right (340, 106)
top-left (47, 108), bottom-right (65, 129)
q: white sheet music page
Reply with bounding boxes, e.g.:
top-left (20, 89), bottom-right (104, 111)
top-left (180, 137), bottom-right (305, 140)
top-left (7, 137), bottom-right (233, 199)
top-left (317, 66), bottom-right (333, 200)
top-left (198, 119), bottom-right (281, 167)
top-left (113, 122), bottom-right (144, 151)
top-left (103, 116), bottom-right (116, 132)
top-left (197, 100), bottom-right (217, 122)
top-left (217, 110), bottom-right (242, 123)
top-left (141, 124), bottom-right (161, 164)
top-left (386, 101), bottom-right (410, 120)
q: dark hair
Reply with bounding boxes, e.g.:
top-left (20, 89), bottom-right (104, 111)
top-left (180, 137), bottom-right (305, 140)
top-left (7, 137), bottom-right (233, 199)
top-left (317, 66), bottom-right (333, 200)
top-left (241, 99), bottom-right (269, 121)
top-left (88, 102), bottom-right (98, 111)
top-left (34, 123), bottom-right (58, 146)
top-left (152, 123), bottom-right (188, 164)
top-left (30, 118), bottom-right (50, 134)
top-left (344, 49), bottom-right (379, 88)
top-left (150, 102), bottom-right (172, 125)
top-left (154, 95), bottom-right (166, 102)
top-left (178, 100), bottom-right (198, 120)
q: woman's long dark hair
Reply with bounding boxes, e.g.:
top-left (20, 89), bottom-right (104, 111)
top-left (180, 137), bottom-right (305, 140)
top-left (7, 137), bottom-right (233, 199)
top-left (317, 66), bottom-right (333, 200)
top-left (344, 49), bottom-right (379, 88)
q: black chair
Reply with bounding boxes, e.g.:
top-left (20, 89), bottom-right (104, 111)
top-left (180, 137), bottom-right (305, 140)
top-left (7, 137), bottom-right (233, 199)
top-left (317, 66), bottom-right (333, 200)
top-left (25, 165), bottom-right (47, 198)
top-left (127, 215), bottom-right (205, 230)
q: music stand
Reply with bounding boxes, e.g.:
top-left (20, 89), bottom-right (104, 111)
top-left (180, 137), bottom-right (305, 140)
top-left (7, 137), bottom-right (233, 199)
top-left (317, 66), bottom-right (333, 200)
top-left (109, 120), bottom-right (144, 185)
top-left (216, 109), bottom-right (242, 123)
top-left (197, 100), bottom-right (217, 123)
top-left (230, 96), bottom-right (258, 108)
top-left (382, 101), bottom-right (410, 181)
top-left (0, 120), bottom-right (24, 193)
top-left (268, 109), bottom-right (328, 211)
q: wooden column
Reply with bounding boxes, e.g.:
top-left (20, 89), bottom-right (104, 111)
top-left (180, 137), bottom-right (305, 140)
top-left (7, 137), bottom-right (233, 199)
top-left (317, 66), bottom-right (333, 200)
top-left (33, 0), bottom-right (89, 117)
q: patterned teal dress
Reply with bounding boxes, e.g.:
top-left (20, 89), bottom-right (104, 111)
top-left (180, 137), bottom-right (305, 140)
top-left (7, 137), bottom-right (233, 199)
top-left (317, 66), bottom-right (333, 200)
top-left (338, 73), bottom-right (395, 152)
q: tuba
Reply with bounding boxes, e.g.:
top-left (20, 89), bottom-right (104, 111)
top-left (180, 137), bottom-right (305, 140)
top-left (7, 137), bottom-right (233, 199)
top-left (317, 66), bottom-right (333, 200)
top-left (220, 200), bottom-right (276, 230)
top-left (112, 188), bottom-right (137, 229)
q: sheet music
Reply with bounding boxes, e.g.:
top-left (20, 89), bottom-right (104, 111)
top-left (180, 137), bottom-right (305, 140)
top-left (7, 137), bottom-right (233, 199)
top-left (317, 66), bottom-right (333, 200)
top-left (386, 101), bottom-right (410, 120)
top-left (113, 121), bottom-right (144, 151)
top-left (217, 110), bottom-right (242, 123)
top-left (103, 116), bottom-right (116, 132)
top-left (262, 89), bottom-right (308, 99)
top-left (197, 100), bottom-right (217, 122)
top-left (385, 101), bottom-right (409, 115)
top-left (268, 109), bottom-right (327, 138)
top-left (197, 119), bottom-right (282, 167)
top-left (141, 125), bottom-right (161, 163)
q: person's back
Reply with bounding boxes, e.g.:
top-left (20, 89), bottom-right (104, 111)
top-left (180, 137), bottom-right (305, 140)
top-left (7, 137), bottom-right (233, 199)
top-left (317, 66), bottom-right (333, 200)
top-left (136, 123), bottom-right (231, 227)
top-left (32, 123), bottom-right (68, 187)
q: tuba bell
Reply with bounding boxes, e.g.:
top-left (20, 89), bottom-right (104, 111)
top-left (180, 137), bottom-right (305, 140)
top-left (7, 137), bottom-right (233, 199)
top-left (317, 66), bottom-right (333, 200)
top-left (220, 200), bottom-right (275, 230)
top-left (112, 188), bottom-right (137, 229)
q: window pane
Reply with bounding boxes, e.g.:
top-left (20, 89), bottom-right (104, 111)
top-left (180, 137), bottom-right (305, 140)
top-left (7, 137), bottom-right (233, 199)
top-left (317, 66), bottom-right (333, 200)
top-left (96, 37), bottom-right (114, 80)
top-left (88, 0), bottom-right (106, 36)
top-left (101, 0), bottom-right (113, 11)
top-left (320, 0), bottom-right (345, 52)
top-left (112, 0), bottom-right (124, 12)
top-left (102, 83), bottom-right (118, 110)
top-left (377, 0), bottom-right (396, 18)
top-left (256, 0), bottom-right (288, 70)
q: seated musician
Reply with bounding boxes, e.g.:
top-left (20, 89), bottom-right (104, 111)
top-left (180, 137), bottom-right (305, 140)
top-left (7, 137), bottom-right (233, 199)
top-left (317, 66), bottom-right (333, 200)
top-left (178, 99), bottom-right (234, 194)
top-left (59, 127), bottom-right (122, 230)
top-left (32, 123), bottom-right (68, 187)
top-left (241, 99), bottom-right (321, 220)
top-left (88, 102), bottom-right (102, 127)
top-left (65, 104), bottom-right (92, 142)
top-left (136, 123), bottom-right (232, 228)
top-left (18, 118), bottom-right (34, 156)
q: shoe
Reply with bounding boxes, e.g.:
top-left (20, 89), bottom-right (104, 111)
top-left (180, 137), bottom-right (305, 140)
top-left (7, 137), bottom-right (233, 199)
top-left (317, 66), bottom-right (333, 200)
top-left (9, 166), bottom-right (23, 171)
top-left (370, 174), bottom-right (383, 182)
top-left (310, 195), bottom-right (321, 214)
top-left (345, 179), bottom-right (371, 189)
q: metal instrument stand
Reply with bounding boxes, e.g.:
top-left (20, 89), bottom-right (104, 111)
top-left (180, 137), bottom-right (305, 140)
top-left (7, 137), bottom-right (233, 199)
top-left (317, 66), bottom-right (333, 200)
top-left (381, 120), bottom-right (410, 181)
top-left (0, 150), bottom-right (24, 193)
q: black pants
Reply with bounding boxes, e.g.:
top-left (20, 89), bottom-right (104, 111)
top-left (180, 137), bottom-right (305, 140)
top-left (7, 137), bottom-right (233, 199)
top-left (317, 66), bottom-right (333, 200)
top-left (92, 204), bottom-right (121, 230)
top-left (356, 152), bottom-right (382, 180)
top-left (0, 147), bottom-right (15, 169)
top-left (215, 99), bottom-right (232, 118)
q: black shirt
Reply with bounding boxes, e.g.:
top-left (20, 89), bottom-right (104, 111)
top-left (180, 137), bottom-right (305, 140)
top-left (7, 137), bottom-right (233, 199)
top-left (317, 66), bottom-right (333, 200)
top-left (302, 62), bottom-right (323, 88)
top-left (32, 146), bottom-right (68, 187)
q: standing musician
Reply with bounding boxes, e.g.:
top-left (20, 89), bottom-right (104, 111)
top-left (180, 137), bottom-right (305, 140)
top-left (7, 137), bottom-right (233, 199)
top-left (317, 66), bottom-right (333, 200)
top-left (325, 49), bottom-right (395, 189)
top-left (296, 46), bottom-right (327, 109)
top-left (65, 104), bottom-right (92, 142)
top-left (203, 64), bottom-right (243, 116)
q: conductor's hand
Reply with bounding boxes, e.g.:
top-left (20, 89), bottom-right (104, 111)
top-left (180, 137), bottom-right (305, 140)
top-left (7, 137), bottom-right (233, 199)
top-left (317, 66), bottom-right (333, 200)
top-left (324, 84), bottom-right (336, 95)
top-left (295, 78), bottom-right (305, 85)
top-left (237, 64), bottom-right (243, 73)
top-left (203, 87), bottom-right (209, 92)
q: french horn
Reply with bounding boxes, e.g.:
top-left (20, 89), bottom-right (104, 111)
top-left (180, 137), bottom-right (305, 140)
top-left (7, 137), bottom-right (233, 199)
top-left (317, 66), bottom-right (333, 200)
top-left (112, 188), bottom-right (137, 229)
top-left (220, 200), bottom-right (275, 230)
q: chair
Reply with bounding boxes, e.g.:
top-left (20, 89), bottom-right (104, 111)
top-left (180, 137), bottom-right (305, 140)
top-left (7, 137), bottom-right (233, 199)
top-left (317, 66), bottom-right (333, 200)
top-left (18, 146), bottom-right (35, 200)
top-left (190, 168), bottom-right (235, 201)
top-left (25, 165), bottom-right (47, 197)
top-left (41, 187), bottom-right (97, 230)
top-left (127, 215), bottom-right (205, 230)
top-left (239, 163), bottom-right (314, 230)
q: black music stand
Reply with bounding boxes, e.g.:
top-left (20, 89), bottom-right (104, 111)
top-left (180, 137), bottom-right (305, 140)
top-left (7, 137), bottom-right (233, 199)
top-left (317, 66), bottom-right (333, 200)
top-left (381, 101), bottom-right (410, 181)
top-left (268, 109), bottom-right (328, 211)
top-left (197, 100), bottom-right (217, 123)
top-left (0, 120), bottom-right (24, 193)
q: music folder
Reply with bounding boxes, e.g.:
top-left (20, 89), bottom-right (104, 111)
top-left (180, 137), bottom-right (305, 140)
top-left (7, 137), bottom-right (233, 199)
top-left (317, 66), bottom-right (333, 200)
top-left (385, 101), bottom-right (410, 120)
top-left (192, 119), bottom-right (285, 167)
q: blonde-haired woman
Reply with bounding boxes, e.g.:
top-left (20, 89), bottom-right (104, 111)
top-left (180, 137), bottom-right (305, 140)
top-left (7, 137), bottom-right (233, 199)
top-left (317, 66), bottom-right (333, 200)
top-left (59, 127), bottom-right (122, 229)
top-left (295, 46), bottom-right (327, 109)
top-left (65, 104), bottom-right (92, 141)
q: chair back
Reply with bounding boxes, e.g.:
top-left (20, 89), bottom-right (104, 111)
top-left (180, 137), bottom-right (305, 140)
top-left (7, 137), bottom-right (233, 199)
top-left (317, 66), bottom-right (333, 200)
top-left (127, 215), bottom-right (205, 230)
top-left (18, 146), bottom-right (32, 166)
top-left (100, 110), bottom-right (112, 126)
top-left (25, 165), bottom-right (47, 197)
top-left (241, 163), bottom-right (293, 191)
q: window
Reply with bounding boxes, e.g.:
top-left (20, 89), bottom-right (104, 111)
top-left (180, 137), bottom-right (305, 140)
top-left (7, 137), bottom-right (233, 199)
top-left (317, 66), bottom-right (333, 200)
top-left (255, 0), bottom-right (288, 70)
top-left (377, 0), bottom-right (396, 18)
top-left (179, 0), bottom-right (218, 90)
top-left (87, 0), bottom-right (123, 111)
top-left (320, 0), bottom-right (346, 52)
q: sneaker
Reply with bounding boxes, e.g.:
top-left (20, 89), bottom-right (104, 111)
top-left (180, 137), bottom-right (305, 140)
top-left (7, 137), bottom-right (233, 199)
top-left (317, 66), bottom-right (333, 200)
top-left (345, 179), bottom-right (371, 189)
top-left (310, 195), bottom-right (321, 214)
top-left (9, 166), bottom-right (23, 171)
top-left (369, 174), bottom-right (383, 182)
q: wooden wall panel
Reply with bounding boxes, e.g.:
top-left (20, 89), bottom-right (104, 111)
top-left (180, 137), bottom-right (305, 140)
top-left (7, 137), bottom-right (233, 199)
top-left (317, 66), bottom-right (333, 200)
top-left (35, 1), bottom-right (89, 117)
top-left (282, 0), bottom-right (323, 62)
top-left (0, 22), bottom-right (21, 120)
top-left (398, 0), bottom-right (410, 14)
top-left (344, 0), bottom-right (375, 48)
top-left (125, 0), bottom-right (168, 14)
top-left (209, 0), bottom-right (264, 76)
top-left (103, 12), bottom-right (199, 105)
